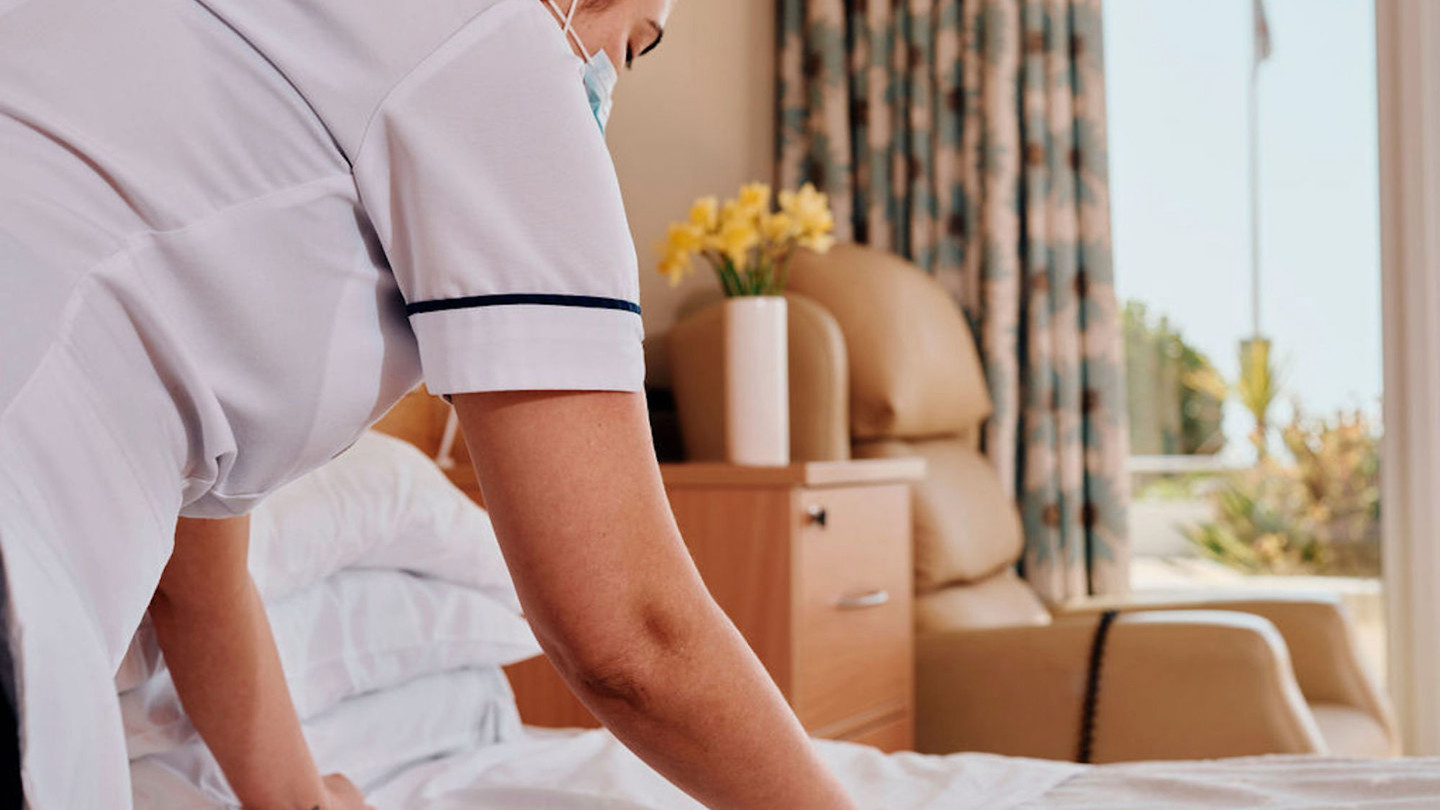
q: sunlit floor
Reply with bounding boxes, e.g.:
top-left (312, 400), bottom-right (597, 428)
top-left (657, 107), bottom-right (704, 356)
top-left (1131, 555), bottom-right (1387, 682)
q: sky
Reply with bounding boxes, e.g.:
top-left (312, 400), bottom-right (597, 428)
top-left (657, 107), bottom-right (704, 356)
top-left (1103, 0), bottom-right (1382, 459)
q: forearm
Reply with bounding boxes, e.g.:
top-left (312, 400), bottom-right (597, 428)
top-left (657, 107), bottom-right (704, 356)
top-left (152, 519), bottom-right (326, 809)
top-left (455, 391), bottom-right (857, 810)
top-left (554, 594), bottom-right (855, 810)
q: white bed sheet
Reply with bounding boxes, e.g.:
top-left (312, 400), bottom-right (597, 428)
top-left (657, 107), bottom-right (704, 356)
top-left (131, 668), bottom-right (523, 808)
top-left (133, 723), bottom-right (1440, 810)
top-left (1015, 755), bottom-right (1440, 809)
top-left (364, 729), bottom-right (1080, 810)
top-left (367, 731), bottom-right (1440, 810)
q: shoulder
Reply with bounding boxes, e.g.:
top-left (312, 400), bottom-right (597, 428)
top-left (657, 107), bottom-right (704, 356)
top-left (209, 0), bottom-right (565, 161)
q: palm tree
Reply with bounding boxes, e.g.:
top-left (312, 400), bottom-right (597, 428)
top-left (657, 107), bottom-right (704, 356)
top-left (1237, 337), bottom-right (1283, 459)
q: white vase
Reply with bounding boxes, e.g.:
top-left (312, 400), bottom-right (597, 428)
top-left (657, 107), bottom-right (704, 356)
top-left (723, 296), bottom-right (790, 466)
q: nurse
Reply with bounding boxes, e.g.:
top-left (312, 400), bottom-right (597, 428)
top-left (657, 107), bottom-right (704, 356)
top-left (0, 0), bottom-right (859, 807)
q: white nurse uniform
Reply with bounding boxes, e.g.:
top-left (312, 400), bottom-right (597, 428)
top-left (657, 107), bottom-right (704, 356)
top-left (0, 0), bottom-right (644, 804)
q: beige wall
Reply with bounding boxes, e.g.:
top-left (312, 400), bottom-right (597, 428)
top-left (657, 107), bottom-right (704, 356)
top-left (606, 0), bottom-right (775, 386)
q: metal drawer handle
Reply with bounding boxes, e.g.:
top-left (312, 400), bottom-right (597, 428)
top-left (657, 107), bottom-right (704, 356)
top-left (836, 589), bottom-right (891, 610)
top-left (806, 504), bottom-right (828, 528)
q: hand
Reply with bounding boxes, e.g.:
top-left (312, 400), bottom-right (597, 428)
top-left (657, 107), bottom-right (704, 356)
top-left (320, 773), bottom-right (374, 810)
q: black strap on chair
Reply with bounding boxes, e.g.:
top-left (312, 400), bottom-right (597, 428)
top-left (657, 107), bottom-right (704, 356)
top-left (1076, 609), bottom-right (1121, 764)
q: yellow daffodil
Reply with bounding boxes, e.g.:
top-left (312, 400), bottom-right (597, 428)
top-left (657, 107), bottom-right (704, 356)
top-left (802, 208), bottom-right (837, 238)
top-left (660, 181), bottom-right (836, 293)
top-left (737, 182), bottom-right (772, 215)
top-left (761, 211), bottom-right (799, 244)
top-left (664, 222), bottom-right (706, 256)
top-left (689, 196), bottom-right (719, 232)
top-left (659, 251), bottom-right (692, 287)
top-left (718, 217), bottom-right (760, 268)
top-left (711, 198), bottom-right (757, 254)
top-left (719, 198), bottom-right (754, 228)
top-left (776, 190), bottom-right (798, 217)
top-left (657, 222), bottom-right (705, 286)
top-left (779, 183), bottom-right (833, 230)
top-left (778, 183), bottom-right (821, 216)
top-left (780, 183), bottom-right (836, 254)
top-left (797, 232), bottom-right (837, 254)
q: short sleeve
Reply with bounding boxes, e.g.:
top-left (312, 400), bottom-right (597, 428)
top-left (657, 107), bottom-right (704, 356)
top-left (353, 0), bottom-right (644, 396)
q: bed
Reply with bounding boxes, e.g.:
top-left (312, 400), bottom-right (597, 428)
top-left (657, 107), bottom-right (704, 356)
top-left (120, 429), bottom-right (1440, 809)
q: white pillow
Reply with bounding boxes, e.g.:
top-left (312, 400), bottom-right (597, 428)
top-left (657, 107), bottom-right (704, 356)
top-left (247, 431), bottom-right (516, 606)
top-left (122, 570), bottom-right (540, 759)
top-left (130, 667), bottom-right (522, 809)
top-left (116, 431), bottom-right (517, 693)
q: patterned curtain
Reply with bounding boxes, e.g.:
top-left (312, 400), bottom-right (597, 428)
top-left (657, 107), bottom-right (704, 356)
top-left (778, 0), bottom-right (1129, 600)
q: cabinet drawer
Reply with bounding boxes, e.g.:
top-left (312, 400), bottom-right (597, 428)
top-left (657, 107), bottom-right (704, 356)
top-left (792, 485), bottom-right (913, 732)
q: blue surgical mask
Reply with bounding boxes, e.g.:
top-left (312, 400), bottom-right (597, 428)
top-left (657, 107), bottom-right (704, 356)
top-left (547, 0), bottom-right (618, 135)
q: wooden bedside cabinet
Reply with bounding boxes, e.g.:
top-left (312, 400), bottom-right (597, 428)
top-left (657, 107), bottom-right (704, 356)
top-left (504, 458), bottom-right (924, 753)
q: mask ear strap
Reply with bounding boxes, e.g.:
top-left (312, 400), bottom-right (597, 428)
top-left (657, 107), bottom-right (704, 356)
top-left (546, 0), bottom-right (593, 61)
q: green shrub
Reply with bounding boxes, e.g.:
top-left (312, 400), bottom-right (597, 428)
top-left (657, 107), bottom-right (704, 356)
top-left (1124, 302), bottom-right (1226, 456)
top-left (1184, 409), bottom-right (1380, 577)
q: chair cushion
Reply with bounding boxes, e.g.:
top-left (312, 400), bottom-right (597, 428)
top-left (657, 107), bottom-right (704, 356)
top-left (856, 437), bottom-right (1024, 592)
top-left (787, 244), bottom-right (991, 440)
top-left (1308, 701), bottom-right (1394, 758)
top-left (914, 570), bottom-right (1051, 633)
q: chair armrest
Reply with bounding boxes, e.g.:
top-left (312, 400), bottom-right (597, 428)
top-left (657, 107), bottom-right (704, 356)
top-left (916, 611), bottom-right (1325, 762)
top-left (1055, 592), bottom-right (1396, 747)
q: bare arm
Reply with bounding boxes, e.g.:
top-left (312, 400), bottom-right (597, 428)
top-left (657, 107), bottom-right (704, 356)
top-left (151, 516), bottom-right (369, 810)
top-left (453, 390), bottom-right (857, 810)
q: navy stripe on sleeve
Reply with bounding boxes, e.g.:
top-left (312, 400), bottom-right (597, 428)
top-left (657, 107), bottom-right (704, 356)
top-left (405, 293), bottom-right (642, 317)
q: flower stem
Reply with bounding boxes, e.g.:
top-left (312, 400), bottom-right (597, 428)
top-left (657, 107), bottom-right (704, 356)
top-left (713, 253), bottom-right (743, 297)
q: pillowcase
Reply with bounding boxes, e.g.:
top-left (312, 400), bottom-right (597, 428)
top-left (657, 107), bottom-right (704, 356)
top-left (130, 667), bottom-right (522, 808)
top-left (247, 431), bottom-right (517, 607)
top-left (121, 569), bottom-right (540, 759)
top-left (116, 430), bottom-right (518, 693)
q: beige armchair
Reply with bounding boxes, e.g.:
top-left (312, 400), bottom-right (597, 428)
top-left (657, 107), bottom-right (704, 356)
top-left (669, 244), bottom-right (1397, 762)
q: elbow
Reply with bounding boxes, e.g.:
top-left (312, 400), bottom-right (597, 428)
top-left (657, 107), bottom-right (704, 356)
top-left (543, 597), bottom-right (706, 715)
top-left (569, 653), bottom-right (658, 716)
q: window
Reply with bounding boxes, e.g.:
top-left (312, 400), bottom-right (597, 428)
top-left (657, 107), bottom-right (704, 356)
top-left (1106, 0), bottom-right (1384, 673)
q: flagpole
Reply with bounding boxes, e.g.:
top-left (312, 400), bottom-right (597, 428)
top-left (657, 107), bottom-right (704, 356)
top-left (1249, 57), bottom-right (1261, 337)
top-left (1250, 0), bottom-right (1265, 340)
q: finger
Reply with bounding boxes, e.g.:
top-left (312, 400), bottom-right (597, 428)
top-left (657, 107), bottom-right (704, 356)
top-left (324, 774), bottom-right (361, 796)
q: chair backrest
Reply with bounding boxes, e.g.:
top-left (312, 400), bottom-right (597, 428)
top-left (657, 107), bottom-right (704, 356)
top-left (786, 245), bottom-right (991, 445)
top-left (786, 245), bottom-right (1050, 631)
